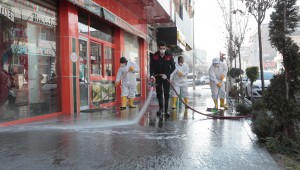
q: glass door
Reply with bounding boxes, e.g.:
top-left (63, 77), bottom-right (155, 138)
top-left (79, 38), bottom-right (89, 110)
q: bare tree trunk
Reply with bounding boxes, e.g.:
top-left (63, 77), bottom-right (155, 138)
top-left (238, 47), bottom-right (245, 104)
top-left (258, 23), bottom-right (265, 93)
top-left (235, 57), bottom-right (237, 68)
top-left (228, 0), bottom-right (233, 98)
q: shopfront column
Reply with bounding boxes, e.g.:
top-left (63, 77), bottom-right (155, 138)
top-left (140, 40), bottom-right (148, 99)
top-left (113, 28), bottom-right (124, 104)
top-left (58, 1), bottom-right (79, 114)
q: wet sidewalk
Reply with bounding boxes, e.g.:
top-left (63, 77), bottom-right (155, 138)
top-left (0, 85), bottom-right (281, 170)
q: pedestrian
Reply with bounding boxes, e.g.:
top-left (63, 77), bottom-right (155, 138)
top-left (170, 56), bottom-right (189, 110)
top-left (150, 41), bottom-right (176, 118)
top-left (115, 57), bottom-right (139, 110)
top-left (208, 58), bottom-right (227, 112)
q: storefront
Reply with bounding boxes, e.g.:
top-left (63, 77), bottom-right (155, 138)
top-left (0, 0), bottom-right (149, 124)
top-left (0, 0), bottom-right (60, 123)
top-left (68, 0), bottom-right (148, 111)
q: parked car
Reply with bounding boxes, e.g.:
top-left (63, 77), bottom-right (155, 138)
top-left (187, 73), bottom-right (200, 86)
top-left (199, 75), bottom-right (210, 85)
top-left (244, 71), bottom-right (274, 98)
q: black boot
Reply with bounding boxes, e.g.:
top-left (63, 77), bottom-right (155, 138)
top-left (157, 99), bottom-right (164, 117)
top-left (157, 108), bottom-right (163, 117)
top-left (165, 111), bottom-right (171, 119)
top-left (164, 98), bottom-right (170, 119)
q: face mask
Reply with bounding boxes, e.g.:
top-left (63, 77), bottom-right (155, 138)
top-left (213, 64), bottom-right (219, 68)
top-left (160, 50), bottom-right (165, 55)
top-left (179, 62), bottom-right (183, 66)
top-left (121, 63), bottom-right (126, 67)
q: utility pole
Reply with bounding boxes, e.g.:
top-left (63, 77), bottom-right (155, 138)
top-left (226, 0), bottom-right (233, 99)
top-left (192, 1), bottom-right (196, 90)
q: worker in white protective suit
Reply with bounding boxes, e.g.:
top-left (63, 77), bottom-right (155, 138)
top-left (208, 57), bottom-right (228, 111)
top-left (115, 57), bottom-right (140, 110)
top-left (170, 56), bottom-right (189, 110)
top-left (219, 54), bottom-right (228, 108)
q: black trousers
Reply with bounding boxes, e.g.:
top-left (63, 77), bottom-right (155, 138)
top-left (156, 77), bottom-right (170, 112)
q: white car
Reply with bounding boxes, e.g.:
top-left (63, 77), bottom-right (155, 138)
top-left (187, 73), bottom-right (200, 86)
top-left (199, 75), bottom-right (210, 85)
top-left (244, 71), bottom-right (274, 98)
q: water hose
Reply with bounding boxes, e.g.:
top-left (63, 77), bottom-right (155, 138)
top-left (153, 74), bottom-right (252, 119)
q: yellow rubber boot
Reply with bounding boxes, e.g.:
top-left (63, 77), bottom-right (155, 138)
top-left (129, 98), bottom-right (136, 108)
top-left (213, 99), bottom-right (218, 109)
top-left (212, 99), bottom-right (218, 114)
top-left (172, 97), bottom-right (177, 109)
top-left (184, 97), bottom-right (189, 108)
top-left (220, 98), bottom-right (228, 110)
top-left (171, 109), bottom-right (177, 120)
top-left (120, 96), bottom-right (127, 110)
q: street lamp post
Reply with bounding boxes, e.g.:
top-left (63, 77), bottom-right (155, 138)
top-left (192, 1), bottom-right (196, 90)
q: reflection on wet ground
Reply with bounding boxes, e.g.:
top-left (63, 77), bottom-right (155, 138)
top-left (0, 85), bottom-right (280, 170)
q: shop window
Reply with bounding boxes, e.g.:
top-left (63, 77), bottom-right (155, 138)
top-left (124, 32), bottom-right (141, 96)
top-left (0, 1), bottom-right (60, 123)
top-left (90, 42), bottom-right (102, 76)
top-left (78, 10), bottom-right (89, 35)
top-left (79, 39), bottom-right (88, 82)
top-left (104, 47), bottom-right (114, 76)
top-left (78, 39), bottom-right (90, 108)
top-left (91, 81), bottom-right (115, 105)
top-left (90, 15), bottom-right (114, 43)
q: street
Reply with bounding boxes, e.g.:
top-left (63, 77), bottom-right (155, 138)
top-left (0, 85), bottom-right (281, 170)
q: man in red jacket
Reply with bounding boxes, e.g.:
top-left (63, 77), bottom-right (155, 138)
top-left (150, 41), bottom-right (176, 118)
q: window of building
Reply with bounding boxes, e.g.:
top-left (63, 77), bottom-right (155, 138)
top-left (0, 0), bottom-right (60, 123)
top-left (78, 11), bottom-right (116, 105)
top-left (90, 42), bottom-right (102, 76)
top-left (104, 47), bottom-right (114, 76)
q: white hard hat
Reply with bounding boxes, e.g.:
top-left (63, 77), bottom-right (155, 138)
top-left (212, 58), bottom-right (220, 64)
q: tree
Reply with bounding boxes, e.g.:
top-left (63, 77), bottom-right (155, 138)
top-left (266, 0), bottom-right (300, 139)
top-left (269, 0), bottom-right (300, 100)
top-left (241, 0), bottom-right (275, 95)
top-left (217, 0), bottom-right (249, 68)
top-left (246, 67), bottom-right (259, 101)
top-left (217, 0), bottom-right (250, 102)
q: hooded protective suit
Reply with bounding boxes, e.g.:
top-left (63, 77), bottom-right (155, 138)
top-left (116, 61), bottom-right (139, 98)
top-left (209, 59), bottom-right (225, 99)
top-left (170, 62), bottom-right (189, 109)
top-left (170, 62), bottom-right (189, 97)
top-left (208, 57), bottom-right (228, 109)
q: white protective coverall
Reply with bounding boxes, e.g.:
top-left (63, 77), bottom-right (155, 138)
top-left (208, 60), bottom-right (228, 99)
top-left (171, 63), bottom-right (189, 97)
top-left (116, 61), bottom-right (140, 98)
top-left (170, 62), bottom-right (189, 109)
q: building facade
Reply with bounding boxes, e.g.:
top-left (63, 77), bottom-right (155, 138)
top-left (248, 23), bottom-right (277, 71)
top-left (0, 0), bottom-right (178, 125)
